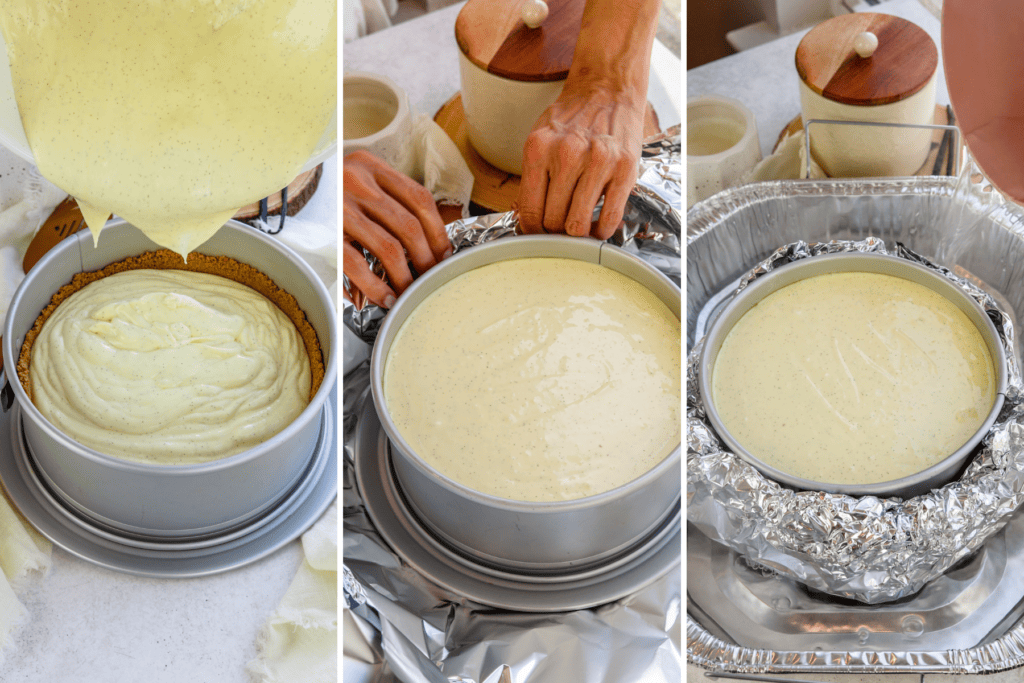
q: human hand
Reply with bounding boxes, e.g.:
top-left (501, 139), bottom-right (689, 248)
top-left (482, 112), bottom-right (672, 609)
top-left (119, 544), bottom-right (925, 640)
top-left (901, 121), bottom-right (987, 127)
top-left (343, 150), bottom-right (452, 308)
top-left (516, 81), bottom-right (645, 240)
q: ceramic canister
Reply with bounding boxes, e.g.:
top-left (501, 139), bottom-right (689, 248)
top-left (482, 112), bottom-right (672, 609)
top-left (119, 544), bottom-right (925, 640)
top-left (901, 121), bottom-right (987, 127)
top-left (796, 12), bottom-right (938, 178)
top-left (455, 0), bottom-right (585, 175)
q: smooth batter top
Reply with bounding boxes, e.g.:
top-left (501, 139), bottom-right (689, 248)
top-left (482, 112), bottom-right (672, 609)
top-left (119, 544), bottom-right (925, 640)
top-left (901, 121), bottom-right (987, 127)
top-left (30, 269), bottom-right (311, 465)
top-left (712, 271), bottom-right (997, 485)
top-left (0, 0), bottom-right (336, 257)
top-left (384, 258), bottom-right (681, 503)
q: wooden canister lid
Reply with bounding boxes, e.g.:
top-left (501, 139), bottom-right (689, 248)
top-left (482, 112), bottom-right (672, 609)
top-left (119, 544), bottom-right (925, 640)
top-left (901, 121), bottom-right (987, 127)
top-left (455, 0), bottom-right (585, 82)
top-left (796, 13), bottom-right (937, 106)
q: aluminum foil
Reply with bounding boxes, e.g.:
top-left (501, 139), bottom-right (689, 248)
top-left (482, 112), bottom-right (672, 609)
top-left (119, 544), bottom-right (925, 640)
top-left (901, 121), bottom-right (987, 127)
top-left (343, 128), bottom-right (681, 344)
top-left (343, 133), bottom-right (682, 682)
top-left (344, 366), bottom-right (682, 683)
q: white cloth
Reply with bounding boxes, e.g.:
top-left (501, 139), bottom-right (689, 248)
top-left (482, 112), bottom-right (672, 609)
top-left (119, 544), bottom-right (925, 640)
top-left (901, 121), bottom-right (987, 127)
top-left (410, 114), bottom-right (474, 213)
top-left (255, 214), bottom-right (340, 305)
top-left (247, 504), bottom-right (338, 683)
top-left (0, 164), bottom-right (66, 321)
top-left (389, 113), bottom-right (474, 216)
top-left (0, 484), bottom-right (51, 659)
top-left (743, 129), bottom-right (826, 183)
top-left (0, 154), bottom-right (59, 663)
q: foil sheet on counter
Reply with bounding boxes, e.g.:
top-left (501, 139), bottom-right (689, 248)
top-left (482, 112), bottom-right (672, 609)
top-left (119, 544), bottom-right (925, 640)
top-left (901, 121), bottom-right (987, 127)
top-left (343, 133), bottom-right (682, 682)
top-left (343, 128), bottom-right (681, 345)
top-left (687, 172), bottom-right (1024, 674)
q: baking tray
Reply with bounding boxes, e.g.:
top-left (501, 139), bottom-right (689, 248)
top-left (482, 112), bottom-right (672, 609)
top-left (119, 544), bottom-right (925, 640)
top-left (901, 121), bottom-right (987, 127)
top-left (352, 390), bottom-right (680, 612)
top-left (0, 385), bottom-right (337, 578)
top-left (687, 176), bottom-right (1024, 675)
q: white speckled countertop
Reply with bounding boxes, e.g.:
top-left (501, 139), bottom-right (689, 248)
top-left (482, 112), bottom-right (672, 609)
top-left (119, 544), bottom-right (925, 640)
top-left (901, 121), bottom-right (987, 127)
top-left (687, 1), bottom-right (1024, 681)
top-left (0, 153), bottom-right (337, 683)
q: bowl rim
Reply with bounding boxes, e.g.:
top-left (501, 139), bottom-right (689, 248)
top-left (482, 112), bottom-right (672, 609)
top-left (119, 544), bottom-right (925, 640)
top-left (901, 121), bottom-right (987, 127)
top-left (341, 71), bottom-right (409, 149)
top-left (697, 251), bottom-right (1009, 497)
top-left (1, 218), bottom-right (338, 476)
top-left (686, 93), bottom-right (759, 162)
top-left (370, 234), bottom-right (682, 511)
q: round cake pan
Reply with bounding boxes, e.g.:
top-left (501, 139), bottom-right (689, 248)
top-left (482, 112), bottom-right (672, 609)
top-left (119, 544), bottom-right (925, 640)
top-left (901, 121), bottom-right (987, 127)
top-left (1, 219), bottom-right (338, 538)
top-left (698, 252), bottom-right (1007, 498)
top-left (370, 235), bottom-right (681, 571)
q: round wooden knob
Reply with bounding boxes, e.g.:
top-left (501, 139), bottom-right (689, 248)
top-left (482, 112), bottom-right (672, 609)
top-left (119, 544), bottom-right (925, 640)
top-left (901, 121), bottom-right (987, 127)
top-left (854, 31), bottom-right (878, 58)
top-left (521, 0), bottom-right (549, 28)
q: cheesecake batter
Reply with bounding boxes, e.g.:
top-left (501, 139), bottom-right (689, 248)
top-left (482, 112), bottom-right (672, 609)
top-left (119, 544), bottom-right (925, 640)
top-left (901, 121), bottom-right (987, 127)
top-left (30, 269), bottom-right (311, 464)
top-left (383, 257), bottom-right (681, 503)
top-left (712, 271), bottom-right (997, 485)
top-left (0, 0), bottom-right (336, 257)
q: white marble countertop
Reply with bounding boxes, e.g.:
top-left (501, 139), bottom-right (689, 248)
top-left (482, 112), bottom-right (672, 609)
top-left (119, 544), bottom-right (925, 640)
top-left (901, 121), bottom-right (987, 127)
top-left (0, 154), bottom-right (337, 683)
top-left (686, 2), bottom-right (1024, 681)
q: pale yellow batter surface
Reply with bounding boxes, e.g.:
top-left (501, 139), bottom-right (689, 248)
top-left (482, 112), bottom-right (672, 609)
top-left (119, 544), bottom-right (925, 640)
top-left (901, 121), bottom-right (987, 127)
top-left (384, 257), bottom-right (681, 503)
top-left (712, 271), bottom-right (997, 485)
top-left (31, 269), bottom-right (311, 465)
top-left (0, 0), bottom-right (336, 257)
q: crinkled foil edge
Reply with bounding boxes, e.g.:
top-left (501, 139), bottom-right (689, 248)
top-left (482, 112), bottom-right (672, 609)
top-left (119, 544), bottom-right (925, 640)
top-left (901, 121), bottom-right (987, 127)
top-left (344, 126), bottom-right (681, 344)
top-left (687, 236), bottom-right (1024, 605)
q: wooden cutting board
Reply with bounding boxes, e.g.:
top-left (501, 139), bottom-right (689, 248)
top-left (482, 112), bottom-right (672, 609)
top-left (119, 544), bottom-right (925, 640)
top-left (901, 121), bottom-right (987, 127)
top-left (232, 164), bottom-right (323, 221)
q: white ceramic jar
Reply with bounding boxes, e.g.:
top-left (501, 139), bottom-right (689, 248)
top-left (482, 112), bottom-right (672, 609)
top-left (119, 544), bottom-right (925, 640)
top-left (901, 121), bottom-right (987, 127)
top-left (796, 13), bottom-right (938, 178)
top-left (454, 0), bottom-right (585, 175)
top-left (457, 52), bottom-right (563, 175)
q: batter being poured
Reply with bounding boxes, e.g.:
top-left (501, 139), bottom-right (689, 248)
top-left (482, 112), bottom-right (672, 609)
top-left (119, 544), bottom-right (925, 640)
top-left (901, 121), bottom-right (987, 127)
top-left (0, 0), bottom-right (336, 257)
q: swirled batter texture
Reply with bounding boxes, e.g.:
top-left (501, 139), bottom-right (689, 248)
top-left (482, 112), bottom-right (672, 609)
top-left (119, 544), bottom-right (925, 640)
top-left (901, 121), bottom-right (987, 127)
top-left (712, 272), bottom-right (997, 485)
top-left (0, 0), bottom-right (336, 257)
top-left (384, 258), bottom-right (681, 503)
top-left (31, 269), bottom-right (311, 464)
